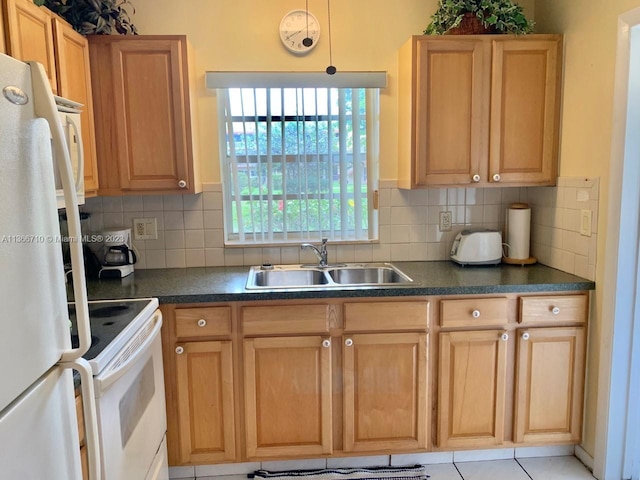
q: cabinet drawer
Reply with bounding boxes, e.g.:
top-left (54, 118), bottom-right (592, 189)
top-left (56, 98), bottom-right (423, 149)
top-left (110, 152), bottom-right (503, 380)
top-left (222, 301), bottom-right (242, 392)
top-left (344, 301), bottom-right (429, 332)
top-left (440, 297), bottom-right (508, 328)
top-left (519, 294), bottom-right (588, 324)
top-left (242, 305), bottom-right (330, 336)
top-left (175, 307), bottom-right (232, 338)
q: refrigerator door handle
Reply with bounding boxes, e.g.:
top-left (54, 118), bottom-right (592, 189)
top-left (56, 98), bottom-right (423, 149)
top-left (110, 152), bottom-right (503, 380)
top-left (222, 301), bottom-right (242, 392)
top-left (61, 358), bottom-right (101, 480)
top-left (27, 61), bottom-right (92, 361)
top-left (66, 114), bottom-right (84, 193)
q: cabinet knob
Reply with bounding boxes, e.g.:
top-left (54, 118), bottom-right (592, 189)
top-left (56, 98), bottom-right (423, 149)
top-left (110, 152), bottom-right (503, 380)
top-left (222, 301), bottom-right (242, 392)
top-left (197, 319), bottom-right (207, 327)
top-left (492, 173), bottom-right (501, 182)
top-left (322, 339), bottom-right (331, 348)
top-left (472, 174), bottom-right (481, 182)
top-left (501, 332), bottom-right (509, 341)
top-left (551, 306), bottom-right (560, 315)
top-left (178, 179), bottom-right (187, 188)
top-left (345, 338), bottom-right (354, 347)
top-left (522, 332), bottom-right (530, 341)
top-left (175, 346), bottom-right (184, 355)
top-left (472, 309), bottom-right (481, 318)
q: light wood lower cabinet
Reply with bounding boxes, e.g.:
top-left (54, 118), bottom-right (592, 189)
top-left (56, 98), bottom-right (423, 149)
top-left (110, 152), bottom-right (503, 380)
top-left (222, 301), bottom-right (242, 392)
top-left (243, 336), bottom-right (333, 458)
top-left (161, 292), bottom-right (588, 466)
top-left (513, 326), bottom-right (586, 444)
top-left (343, 332), bottom-right (428, 452)
top-left (175, 340), bottom-right (236, 464)
top-left (438, 330), bottom-right (508, 448)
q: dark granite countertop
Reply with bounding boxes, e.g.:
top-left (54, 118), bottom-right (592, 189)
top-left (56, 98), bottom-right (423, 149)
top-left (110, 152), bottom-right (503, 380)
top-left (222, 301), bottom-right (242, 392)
top-left (68, 261), bottom-right (595, 304)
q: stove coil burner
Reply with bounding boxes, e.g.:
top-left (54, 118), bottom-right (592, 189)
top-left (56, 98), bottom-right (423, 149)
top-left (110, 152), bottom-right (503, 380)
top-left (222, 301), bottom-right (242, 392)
top-left (91, 305), bottom-right (132, 317)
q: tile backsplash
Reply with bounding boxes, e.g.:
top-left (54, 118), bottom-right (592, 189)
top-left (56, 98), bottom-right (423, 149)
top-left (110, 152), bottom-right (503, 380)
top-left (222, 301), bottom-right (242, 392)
top-left (80, 178), bottom-right (598, 281)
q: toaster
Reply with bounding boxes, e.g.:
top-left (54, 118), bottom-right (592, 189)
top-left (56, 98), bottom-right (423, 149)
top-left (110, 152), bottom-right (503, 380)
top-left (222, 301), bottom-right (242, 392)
top-left (450, 229), bottom-right (503, 265)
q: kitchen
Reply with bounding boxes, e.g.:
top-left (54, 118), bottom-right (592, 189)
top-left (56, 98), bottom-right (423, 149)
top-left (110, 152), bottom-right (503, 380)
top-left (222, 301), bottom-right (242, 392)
top-left (0, 0), bottom-right (635, 479)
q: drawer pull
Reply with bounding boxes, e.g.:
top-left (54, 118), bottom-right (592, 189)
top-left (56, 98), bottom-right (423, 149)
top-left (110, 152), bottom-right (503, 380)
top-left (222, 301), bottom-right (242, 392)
top-left (551, 306), bottom-right (560, 315)
top-left (175, 346), bottom-right (184, 355)
top-left (522, 332), bottom-right (530, 341)
top-left (472, 309), bottom-right (481, 318)
top-left (501, 332), bottom-right (509, 341)
top-left (322, 339), bottom-right (331, 348)
top-left (472, 174), bottom-right (481, 182)
top-left (345, 338), bottom-right (354, 347)
top-left (197, 319), bottom-right (207, 327)
top-left (493, 173), bottom-right (501, 182)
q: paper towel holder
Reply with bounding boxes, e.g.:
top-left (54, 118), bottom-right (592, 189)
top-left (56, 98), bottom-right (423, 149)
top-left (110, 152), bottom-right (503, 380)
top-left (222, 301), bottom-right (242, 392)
top-left (503, 202), bottom-right (537, 266)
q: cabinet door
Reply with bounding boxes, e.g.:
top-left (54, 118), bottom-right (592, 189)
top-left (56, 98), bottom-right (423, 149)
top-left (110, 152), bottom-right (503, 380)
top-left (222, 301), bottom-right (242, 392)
top-left (489, 38), bottom-right (561, 185)
top-left (343, 332), bottom-right (428, 452)
top-left (244, 336), bottom-right (332, 458)
top-left (407, 37), bottom-right (490, 187)
top-left (175, 341), bottom-right (236, 463)
top-left (514, 327), bottom-right (585, 444)
top-left (438, 330), bottom-right (508, 448)
top-left (3, 0), bottom-right (57, 93)
top-left (52, 18), bottom-right (99, 196)
top-left (109, 38), bottom-right (192, 192)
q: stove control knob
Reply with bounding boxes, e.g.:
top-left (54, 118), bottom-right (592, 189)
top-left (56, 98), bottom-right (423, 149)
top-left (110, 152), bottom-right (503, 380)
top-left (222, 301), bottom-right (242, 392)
top-left (175, 346), bottom-right (184, 355)
top-left (197, 319), bottom-right (207, 327)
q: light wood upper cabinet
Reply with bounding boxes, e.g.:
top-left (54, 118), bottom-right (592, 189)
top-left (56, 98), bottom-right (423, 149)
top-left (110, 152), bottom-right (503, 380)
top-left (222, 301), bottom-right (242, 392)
top-left (398, 35), bottom-right (562, 188)
top-left (3, 0), bottom-right (99, 195)
top-left (88, 35), bottom-right (200, 195)
top-left (438, 330), bottom-right (508, 448)
top-left (175, 340), bottom-right (237, 464)
top-left (513, 326), bottom-right (586, 444)
top-left (51, 18), bottom-right (99, 195)
top-left (3, 0), bottom-right (57, 93)
top-left (243, 335), bottom-right (332, 459)
top-left (343, 332), bottom-right (428, 452)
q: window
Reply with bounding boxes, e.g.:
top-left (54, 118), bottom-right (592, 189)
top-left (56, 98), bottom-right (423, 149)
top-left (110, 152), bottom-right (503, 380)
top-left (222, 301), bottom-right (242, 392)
top-left (212, 73), bottom-right (383, 246)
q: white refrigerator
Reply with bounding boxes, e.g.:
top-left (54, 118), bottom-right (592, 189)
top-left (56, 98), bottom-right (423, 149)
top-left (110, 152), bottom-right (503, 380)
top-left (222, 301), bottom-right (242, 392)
top-left (0, 53), bottom-right (100, 479)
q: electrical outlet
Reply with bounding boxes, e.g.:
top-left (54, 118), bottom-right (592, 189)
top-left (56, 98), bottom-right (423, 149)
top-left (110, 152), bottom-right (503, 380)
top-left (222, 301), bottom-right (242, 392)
top-left (580, 210), bottom-right (592, 237)
top-left (133, 218), bottom-right (158, 240)
top-left (439, 211), bottom-right (452, 232)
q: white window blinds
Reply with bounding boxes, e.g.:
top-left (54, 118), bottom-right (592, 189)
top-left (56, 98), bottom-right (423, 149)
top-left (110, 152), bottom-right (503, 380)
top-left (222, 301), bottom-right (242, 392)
top-left (215, 81), bottom-right (380, 246)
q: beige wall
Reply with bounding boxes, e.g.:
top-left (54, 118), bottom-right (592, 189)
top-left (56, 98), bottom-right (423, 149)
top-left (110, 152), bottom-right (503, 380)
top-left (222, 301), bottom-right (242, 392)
top-left (130, 0), bottom-right (535, 184)
top-left (535, 0), bottom-right (639, 458)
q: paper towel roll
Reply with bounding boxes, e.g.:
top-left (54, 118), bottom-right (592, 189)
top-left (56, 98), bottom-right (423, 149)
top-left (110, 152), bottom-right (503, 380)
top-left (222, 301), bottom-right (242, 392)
top-left (506, 203), bottom-right (531, 260)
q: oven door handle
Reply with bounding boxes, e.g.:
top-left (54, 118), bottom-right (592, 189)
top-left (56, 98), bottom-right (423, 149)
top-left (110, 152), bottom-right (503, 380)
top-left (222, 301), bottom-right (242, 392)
top-left (61, 358), bottom-right (101, 480)
top-left (95, 310), bottom-right (163, 393)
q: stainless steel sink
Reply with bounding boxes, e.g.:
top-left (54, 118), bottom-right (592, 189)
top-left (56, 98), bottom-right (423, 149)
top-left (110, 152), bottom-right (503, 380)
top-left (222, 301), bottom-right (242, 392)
top-left (250, 268), bottom-right (329, 287)
top-left (246, 263), bottom-right (414, 289)
top-left (327, 265), bottom-right (413, 285)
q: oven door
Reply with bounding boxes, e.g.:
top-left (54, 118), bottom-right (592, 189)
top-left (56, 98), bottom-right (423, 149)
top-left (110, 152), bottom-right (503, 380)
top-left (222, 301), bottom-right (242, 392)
top-left (93, 310), bottom-right (167, 480)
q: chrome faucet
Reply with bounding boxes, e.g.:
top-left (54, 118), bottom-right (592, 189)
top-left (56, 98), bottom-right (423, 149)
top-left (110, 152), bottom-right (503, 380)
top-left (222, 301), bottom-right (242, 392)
top-left (301, 238), bottom-right (329, 267)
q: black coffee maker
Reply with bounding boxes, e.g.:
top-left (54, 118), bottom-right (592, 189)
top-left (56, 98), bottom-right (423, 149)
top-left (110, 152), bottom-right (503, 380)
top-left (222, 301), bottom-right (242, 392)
top-left (98, 228), bottom-right (137, 278)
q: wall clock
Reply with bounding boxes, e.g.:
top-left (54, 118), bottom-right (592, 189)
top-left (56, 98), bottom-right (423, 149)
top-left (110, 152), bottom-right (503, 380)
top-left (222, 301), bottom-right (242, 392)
top-left (279, 9), bottom-right (320, 55)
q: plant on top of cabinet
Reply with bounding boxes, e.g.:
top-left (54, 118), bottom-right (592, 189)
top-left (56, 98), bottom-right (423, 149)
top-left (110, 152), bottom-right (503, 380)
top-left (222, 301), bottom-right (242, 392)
top-left (424, 0), bottom-right (534, 35)
top-left (34, 0), bottom-right (137, 35)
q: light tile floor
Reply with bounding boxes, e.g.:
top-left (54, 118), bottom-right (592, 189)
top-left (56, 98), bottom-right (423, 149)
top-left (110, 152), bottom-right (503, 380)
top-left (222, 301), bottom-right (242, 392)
top-left (171, 455), bottom-right (596, 480)
top-left (428, 457), bottom-right (595, 480)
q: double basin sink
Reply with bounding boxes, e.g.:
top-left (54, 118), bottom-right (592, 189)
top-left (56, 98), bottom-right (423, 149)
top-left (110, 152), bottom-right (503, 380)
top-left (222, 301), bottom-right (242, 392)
top-left (246, 263), bottom-right (414, 290)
